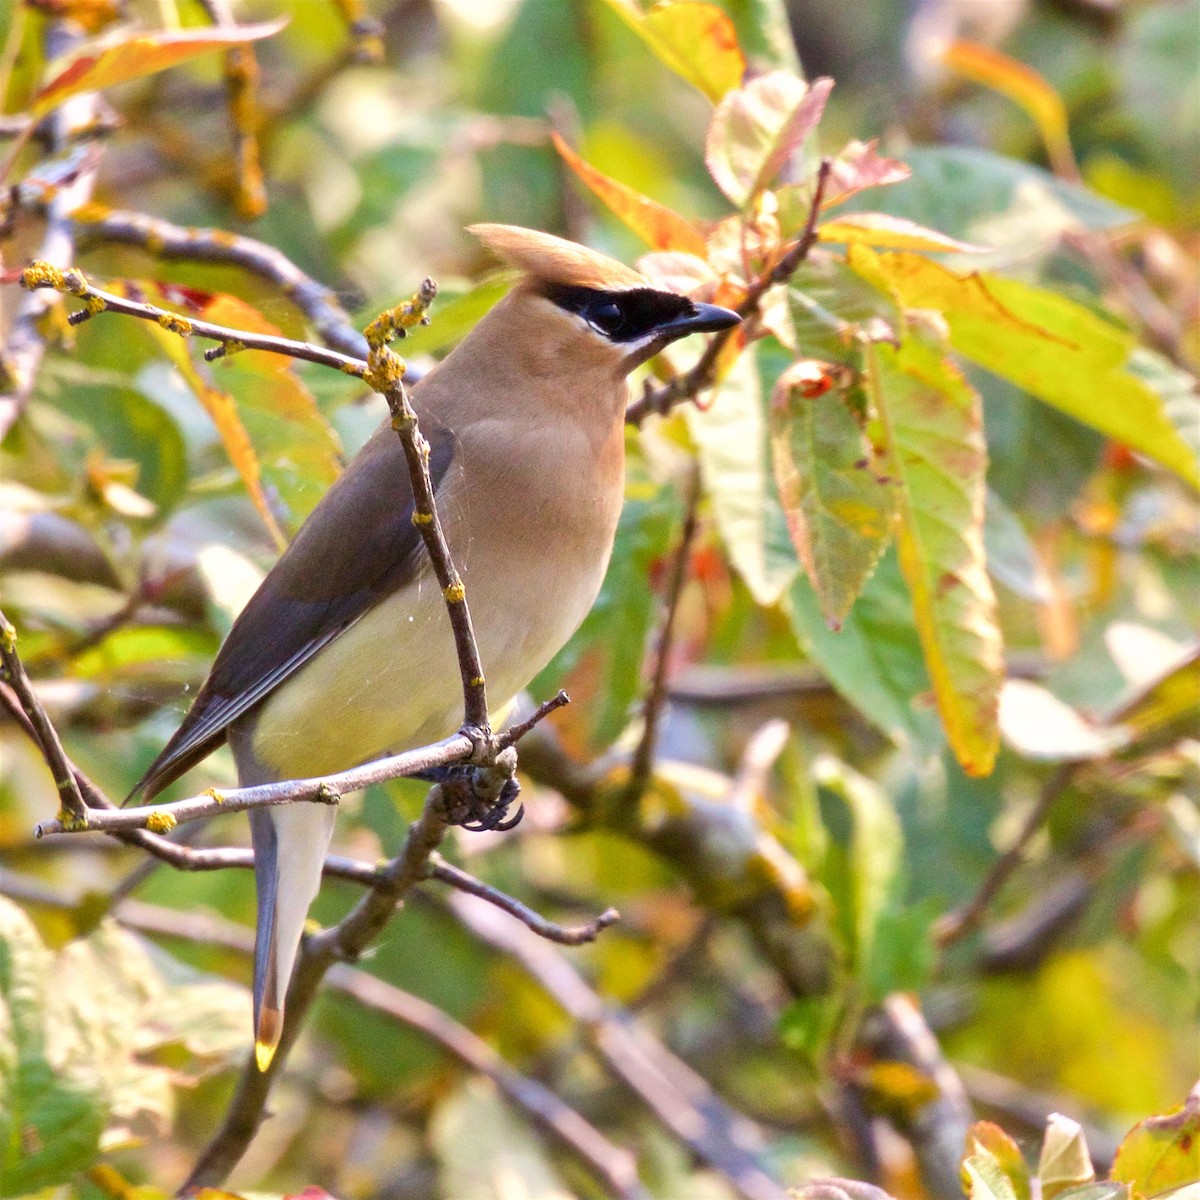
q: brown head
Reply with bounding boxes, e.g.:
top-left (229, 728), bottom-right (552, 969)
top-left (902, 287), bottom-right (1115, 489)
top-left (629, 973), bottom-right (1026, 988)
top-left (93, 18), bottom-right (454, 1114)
top-left (467, 223), bottom-right (740, 379)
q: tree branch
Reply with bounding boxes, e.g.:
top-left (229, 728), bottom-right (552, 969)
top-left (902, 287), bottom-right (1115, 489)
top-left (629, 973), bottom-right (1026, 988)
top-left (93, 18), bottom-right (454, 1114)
top-left (66, 207), bottom-right (369, 358)
top-left (624, 157), bottom-right (833, 426)
top-left (624, 461), bottom-right (701, 804)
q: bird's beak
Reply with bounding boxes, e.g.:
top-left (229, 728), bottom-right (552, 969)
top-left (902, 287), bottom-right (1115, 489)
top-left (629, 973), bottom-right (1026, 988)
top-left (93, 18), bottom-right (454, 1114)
top-left (657, 302), bottom-right (742, 339)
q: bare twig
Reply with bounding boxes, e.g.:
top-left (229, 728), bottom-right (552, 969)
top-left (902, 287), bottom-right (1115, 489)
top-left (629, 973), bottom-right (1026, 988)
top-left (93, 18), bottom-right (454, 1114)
top-left (0, 610), bottom-right (86, 826)
top-left (428, 854), bottom-right (619, 945)
top-left (625, 157), bottom-right (834, 426)
top-left (935, 762), bottom-right (1078, 946)
top-left (364, 290), bottom-right (492, 740)
top-left (66, 208), bottom-right (368, 358)
top-left (624, 462), bottom-right (701, 803)
top-left (17, 263), bottom-right (368, 376)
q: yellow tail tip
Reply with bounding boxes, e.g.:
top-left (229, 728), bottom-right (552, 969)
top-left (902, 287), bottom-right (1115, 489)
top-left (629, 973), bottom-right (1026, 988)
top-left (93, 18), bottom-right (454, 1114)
top-left (255, 1037), bottom-right (277, 1072)
top-left (254, 1005), bottom-right (283, 1072)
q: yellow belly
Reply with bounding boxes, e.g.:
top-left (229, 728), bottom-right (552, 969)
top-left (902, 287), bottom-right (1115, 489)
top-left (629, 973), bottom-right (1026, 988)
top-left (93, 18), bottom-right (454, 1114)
top-left (249, 556), bottom-right (600, 779)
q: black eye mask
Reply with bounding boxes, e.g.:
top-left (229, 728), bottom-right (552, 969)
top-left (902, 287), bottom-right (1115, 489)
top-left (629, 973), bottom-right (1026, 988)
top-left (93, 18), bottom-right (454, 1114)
top-left (541, 283), bottom-right (695, 343)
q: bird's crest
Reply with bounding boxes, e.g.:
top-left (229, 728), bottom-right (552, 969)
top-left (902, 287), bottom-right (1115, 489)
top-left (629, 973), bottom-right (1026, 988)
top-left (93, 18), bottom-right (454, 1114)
top-left (468, 223), bottom-right (645, 291)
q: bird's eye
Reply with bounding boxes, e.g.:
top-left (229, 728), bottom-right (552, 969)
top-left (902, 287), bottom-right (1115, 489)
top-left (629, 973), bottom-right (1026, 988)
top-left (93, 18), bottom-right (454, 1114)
top-left (588, 301), bottom-right (625, 336)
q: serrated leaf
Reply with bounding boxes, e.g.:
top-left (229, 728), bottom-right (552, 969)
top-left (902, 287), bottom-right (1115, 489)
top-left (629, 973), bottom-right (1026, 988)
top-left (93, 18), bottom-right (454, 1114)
top-left (847, 248), bottom-right (1200, 491)
top-left (818, 213), bottom-right (988, 254)
top-left (964, 1122), bottom-right (1032, 1200)
top-left (867, 337), bottom-right (1003, 776)
top-left (1112, 1098), bottom-right (1200, 1199)
top-left (34, 19), bottom-right (286, 118)
top-left (706, 72), bottom-right (833, 206)
top-left (686, 342), bottom-right (800, 604)
top-left (551, 132), bottom-right (708, 255)
top-left (769, 358), bottom-right (896, 626)
top-left (602, 0), bottom-right (746, 102)
top-left (1040, 1113), bottom-right (1095, 1199)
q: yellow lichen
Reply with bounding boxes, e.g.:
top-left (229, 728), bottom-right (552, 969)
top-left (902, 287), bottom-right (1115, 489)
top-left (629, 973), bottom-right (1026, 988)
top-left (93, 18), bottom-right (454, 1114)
top-left (443, 581), bottom-right (466, 604)
top-left (56, 807), bottom-right (88, 832)
top-left (156, 313), bottom-right (192, 337)
top-left (201, 786), bottom-right (226, 804)
top-left (411, 511), bottom-right (433, 526)
top-left (145, 810), bottom-right (177, 833)
top-left (20, 261), bottom-right (67, 291)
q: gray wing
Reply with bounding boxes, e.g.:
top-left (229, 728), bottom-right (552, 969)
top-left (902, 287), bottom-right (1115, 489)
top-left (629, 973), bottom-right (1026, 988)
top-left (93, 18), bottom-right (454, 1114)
top-left (131, 420), bottom-right (456, 801)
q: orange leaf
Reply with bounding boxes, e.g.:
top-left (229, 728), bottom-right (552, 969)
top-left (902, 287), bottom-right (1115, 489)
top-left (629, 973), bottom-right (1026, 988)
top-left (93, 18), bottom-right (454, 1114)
top-left (34, 19), bottom-right (287, 118)
top-left (818, 213), bottom-right (988, 254)
top-left (551, 132), bottom-right (708, 255)
top-left (941, 40), bottom-right (1076, 178)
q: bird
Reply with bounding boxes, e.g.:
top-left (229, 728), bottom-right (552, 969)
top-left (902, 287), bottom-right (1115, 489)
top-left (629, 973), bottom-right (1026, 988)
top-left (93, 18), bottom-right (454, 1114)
top-left (129, 223), bottom-right (741, 1071)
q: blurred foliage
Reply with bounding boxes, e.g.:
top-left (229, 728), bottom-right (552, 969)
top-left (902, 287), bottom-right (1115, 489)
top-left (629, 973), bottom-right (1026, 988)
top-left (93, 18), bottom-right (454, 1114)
top-left (0, 0), bottom-right (1198, 1196)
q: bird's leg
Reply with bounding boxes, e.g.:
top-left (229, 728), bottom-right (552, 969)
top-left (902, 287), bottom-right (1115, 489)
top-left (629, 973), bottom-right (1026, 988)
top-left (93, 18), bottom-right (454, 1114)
top-left (418, 745), bottom-right (523, 832)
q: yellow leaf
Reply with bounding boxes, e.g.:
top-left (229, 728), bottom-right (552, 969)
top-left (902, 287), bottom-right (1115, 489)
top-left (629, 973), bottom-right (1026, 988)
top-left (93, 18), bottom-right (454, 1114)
top-left (818, 213), bottom-right (988, 254)
top-left (941, 40), bottom-right (1075, 178)
top-left (550, 132), bottom-right (708, 255)
top-left (602, 0), bottom-right (745, 103)
top-left (34, 19), bottom-right (287, 118)
top-left (848, 247), bottom-right (1200, 491)
top-left (867, 337), bottom-right (1003, 776)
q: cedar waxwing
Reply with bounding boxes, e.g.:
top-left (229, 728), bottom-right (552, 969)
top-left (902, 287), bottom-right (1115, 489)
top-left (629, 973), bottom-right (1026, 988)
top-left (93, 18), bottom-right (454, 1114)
top-left (130, 224), bottom-right (741, 1070)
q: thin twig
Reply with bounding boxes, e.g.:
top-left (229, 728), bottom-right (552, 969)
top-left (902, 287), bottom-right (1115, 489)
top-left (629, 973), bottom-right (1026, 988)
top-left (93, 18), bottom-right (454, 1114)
top-left (624, 462), bottom-right (702, 803)
top-left (31, 732), bottom-right (473, 837)
top-left (497, 689), bottom-right (570, 750)
top-left (0, 610), bottom-right (86, 825)
top-left (625, 157), bottom-right (833, 426)
top-left (183, 781), bottom-right (458, 1187)
top-left (17, 263), bottom-right (368, 376)
top-left (66, 207), bottom-right (368, 358)
top-left (428, 854), bottom-right (619, 945)
top-left (364, 294), bottom-right (492, 740)
top-left (935, 762), bottom-right (1078, 946)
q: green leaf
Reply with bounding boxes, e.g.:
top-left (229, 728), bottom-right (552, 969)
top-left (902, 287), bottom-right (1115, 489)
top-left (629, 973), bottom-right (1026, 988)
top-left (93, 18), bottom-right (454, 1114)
top-left (705, 72), bottom-right (832, 206)
top-left (1109, 644), bottom-right (1200, 756)
top-left (1039, 1113), bottom-right (1095, 1200)
top-left (0, 898), bottom-right (105, 1195)
top-left (840, 145), bottom-right (1135, 246)
top-left (779, 994), bottom-right (841, 1062)
top-left (687, 342), bottom-right (800, 605)
top-left (813, 756), bottom-right (902, 979)
top-left (849, 248), bottom-right (1200, 492)
top-left (787, 548), bottom-right (939, 750)
top-left (983, 488), bottom-right (1053, 602)
top-left (867, 336), bottom-right (1003, 776)
top-left (722, 0), bottom-right (800, 73)
top-left (769, 356), bottom-right (896, 628)
top-left (1053, 1186), bottom-right (1131, 1200)
top-left (1112, 1097), bottom-right (1200, 1199)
